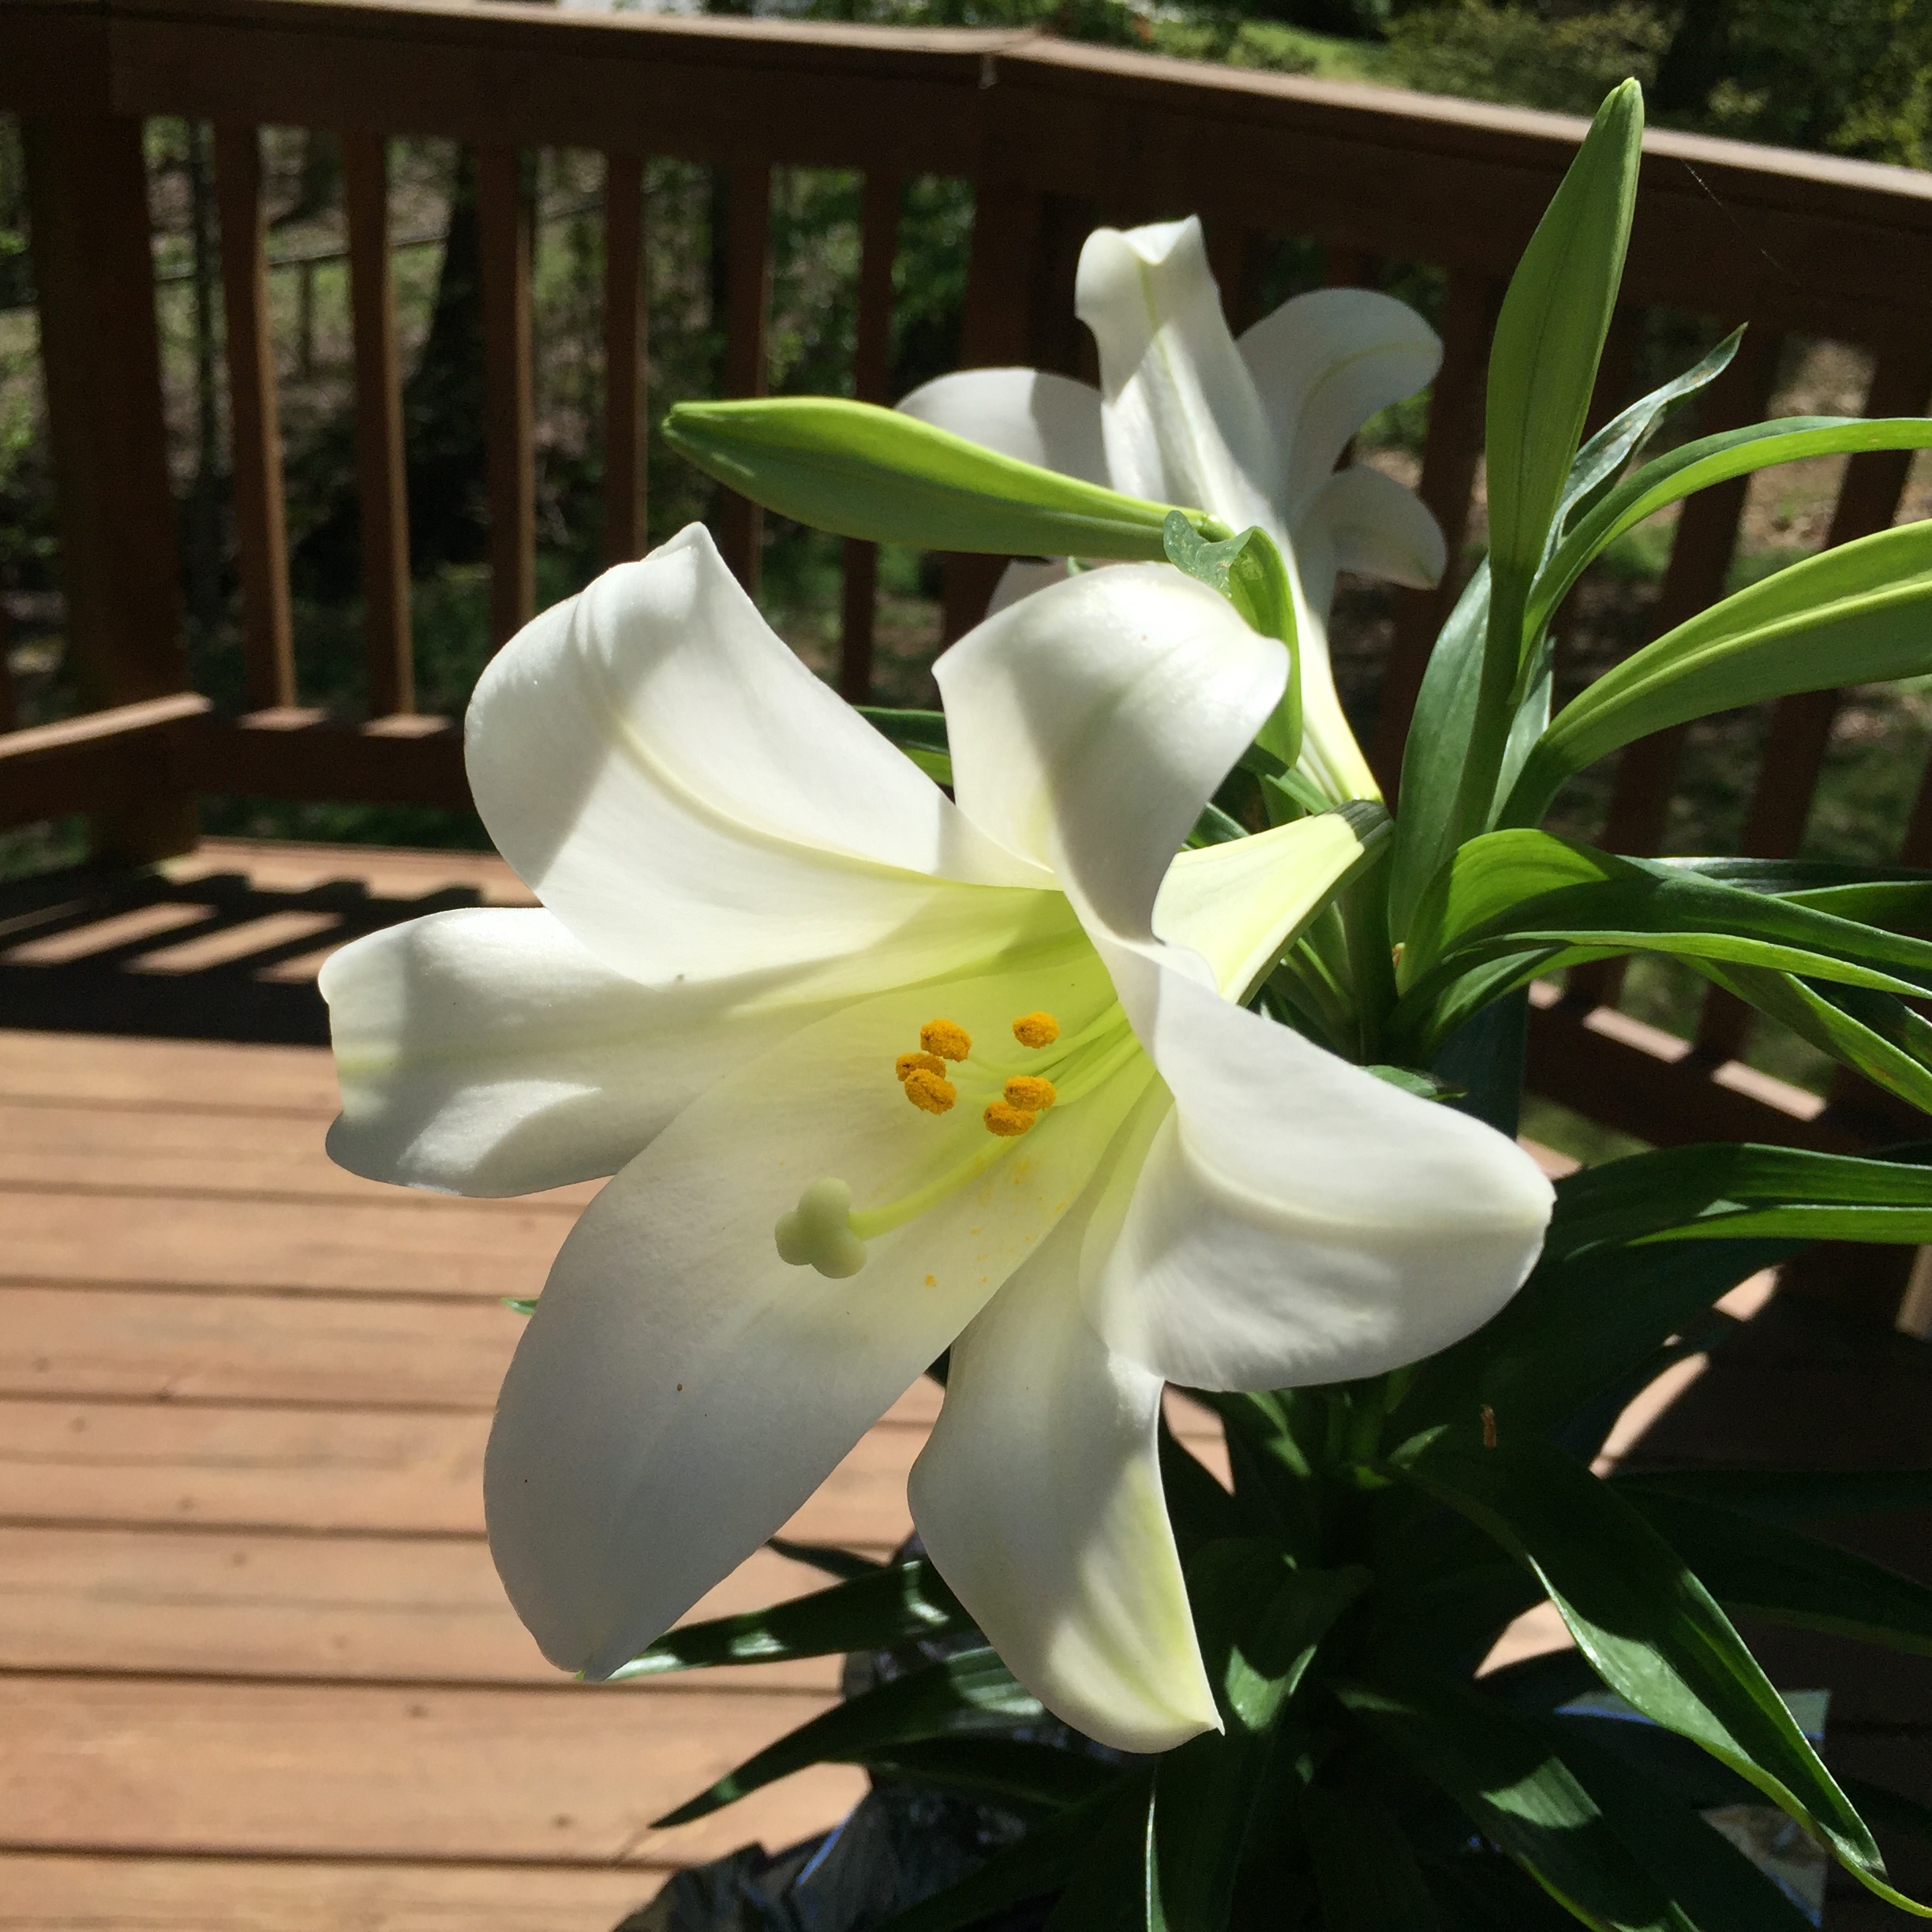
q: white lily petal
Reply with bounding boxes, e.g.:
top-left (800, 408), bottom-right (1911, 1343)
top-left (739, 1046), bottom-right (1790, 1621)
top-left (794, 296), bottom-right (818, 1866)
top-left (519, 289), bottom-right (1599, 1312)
top-left (935, 566), bottom-right (1286, 942)
top-left (1075, 218), bottom-right (1279, 536)
top-left (466, 524), bottom-right (1054, 991)
top-left (321, 908), bottom-right (844, 1197)
top-left (1238, 288), bottom-right (1442, 514)
top-left (910, 1163), bottom-right (1218, 1754)
top-left (1084, 962), bottom-right (1553, 1391)
top-left (896, 369), bottom-right (1109, 487)
top-left (1154, 813), bottom-right (1372, 1001)
top-left (986, 556), bottom-right (1075, 620)
top-left (1296, 463), bottom-right (1447, 597)
top-left (485, 954), bottom-right (1141, 1679)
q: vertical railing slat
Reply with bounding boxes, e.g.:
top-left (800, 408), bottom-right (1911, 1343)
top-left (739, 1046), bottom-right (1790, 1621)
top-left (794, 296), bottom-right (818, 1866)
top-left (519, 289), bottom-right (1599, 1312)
top-left (1368, 266), bottom-right (1499, 797)
top-left (212, 122), bottom-right (295, 713)
top-left (602, 152), bottom-right (648, 570)
top-left (341, 133), bottom-right (414, 718)
top-left (478, 145), bottom-right (536, 648)
top-left (839, 169), bottom-right (900, 704)
top-left (716, 159), bottom-right (773, 593)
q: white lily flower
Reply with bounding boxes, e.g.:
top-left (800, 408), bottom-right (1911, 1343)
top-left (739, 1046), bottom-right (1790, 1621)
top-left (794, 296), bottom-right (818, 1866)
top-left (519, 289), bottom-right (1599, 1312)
top-left (898, 215), bottom-right (1447, 806)
top-left (321, 523), bottom-right (1552, 1753)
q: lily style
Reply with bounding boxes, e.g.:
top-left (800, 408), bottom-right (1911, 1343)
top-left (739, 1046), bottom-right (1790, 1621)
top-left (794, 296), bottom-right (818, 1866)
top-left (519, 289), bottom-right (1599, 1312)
top-left (321, 523), bottom-right (1553, 1752)
top-left (898, 215), bottom-right (1446, 807)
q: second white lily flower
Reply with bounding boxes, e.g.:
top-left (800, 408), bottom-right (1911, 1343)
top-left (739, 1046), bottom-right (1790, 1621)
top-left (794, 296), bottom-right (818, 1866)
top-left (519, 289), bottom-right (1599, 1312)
top-left (322, 524), bottom-right (1551, 1756)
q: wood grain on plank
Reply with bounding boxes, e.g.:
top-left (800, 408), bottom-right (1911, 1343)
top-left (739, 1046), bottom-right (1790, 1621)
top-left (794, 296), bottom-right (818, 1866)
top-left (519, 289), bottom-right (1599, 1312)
top-left (0, 1675), bottom-right (863, 1868)
top-left (0, 1103), bottom-right (596, 1209)
top-left (162, 839), bottom-right (535, 904)
top-left (0, 1528), bottom-right (841, 1691)
top-left (0, 1400), bottom-right (930, 1547)
top-left (0, 1189), bottom-right (573, 1297)
top-left (0, 1853), bottom-right (667, 1932)
top-left (0, 1031), bottom-right (341, 1114)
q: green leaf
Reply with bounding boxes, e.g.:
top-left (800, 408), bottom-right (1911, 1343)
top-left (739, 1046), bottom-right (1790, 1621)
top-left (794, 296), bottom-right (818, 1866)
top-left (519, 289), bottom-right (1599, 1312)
top-left (1046, 1774), bottom-right (1162, 1930)
top-left (865, 1737), bottom-right (1121, 1812)
top-left (1300, 1783), bottom-right (1444, 1930)
top-left (1339, 1668), bottom-right (1697, 1930)
top-left (1556, 1718), bottom-right (1818, 1932)
top-left (652, 1645), bottom-right (1041, 1826)
top-left (1458, 78), bottom-right (1642, 848)
top-left (1623, 1487), bottom-right (1932, 1655)
top-left (1615, 1466), bottom-right (1932, 1524)
top-left (766, 1533), bottom-right (885, 1580)
top-left (1391, 1428), bottom-right (1928, 1915)
top-left (859, 705), bottom-right (953, 785)
top-left (873, 1780), bottom-right (1133, 1932)
top-left (665, 396), bottom-right (1228, 560)
top-left (1151, 1547), bottom-right (1369, 1930)
top-left (1163, 512), bottom-right (1301, 768)
top-left (612, 1556), bottom-right (969, 1678)
top-left (1531, 414), bottom-right (1932, 645)
top-left (1507, 519), bottom-right (1932, 826)
top-left (1545, 1141), bottom-right (1932, 1259)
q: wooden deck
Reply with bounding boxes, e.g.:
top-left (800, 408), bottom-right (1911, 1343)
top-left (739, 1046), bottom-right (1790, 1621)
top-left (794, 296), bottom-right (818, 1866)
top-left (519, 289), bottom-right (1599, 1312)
top-left (1, 839), bottom-right (1927, 1928)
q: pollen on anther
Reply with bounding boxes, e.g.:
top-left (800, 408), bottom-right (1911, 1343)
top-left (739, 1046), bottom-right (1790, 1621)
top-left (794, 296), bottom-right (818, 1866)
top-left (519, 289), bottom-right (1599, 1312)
top-left (903, 1069), bottom-right (957, 1114)
top-left (896, 1050), bottom-right (948, 1082)
top-left (920, 1018), bottom-right (972, 1061)
top-left (1011, 1011), bottom-right (1059, 1048)
top-left (983, 1099), bottom-right (1037, 1136)
top-left (1003, 1075), bottom-right (1057, 1113)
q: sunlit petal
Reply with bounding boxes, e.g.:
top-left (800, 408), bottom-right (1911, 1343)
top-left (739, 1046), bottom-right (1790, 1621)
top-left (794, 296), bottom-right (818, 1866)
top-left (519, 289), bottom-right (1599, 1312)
top-left (897, 368), bottom-right (1109, 485)
top-left (1076, 217), bottom-right (1279, 535)
top-left (910, 1148), bottom-right (1218, 1754)
top-left (485, 955), bottom-right (1136, 1678)
top-left (936, 565), bottom-right (1286, 941)
top-left (466, 524), bottom-right (1051, 990)
top-left (321, 908), bottom-right (846, 1196)
top-left (1238, 287), bottom-right (1441, 514)
top-left (1084, 962), bottom-right (1554, 1390)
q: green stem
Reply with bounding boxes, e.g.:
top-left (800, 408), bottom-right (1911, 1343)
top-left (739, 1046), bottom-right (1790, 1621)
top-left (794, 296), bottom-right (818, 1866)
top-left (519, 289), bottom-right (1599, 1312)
top-left (1340, 850), bottom-right (1398, 1064)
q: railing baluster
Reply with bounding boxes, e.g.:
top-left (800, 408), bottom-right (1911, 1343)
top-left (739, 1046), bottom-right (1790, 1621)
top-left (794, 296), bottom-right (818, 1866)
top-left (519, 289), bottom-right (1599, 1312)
top-left (1369, 267), bottom-right (1499, 797)
top-left (840, 169), bottom-right (900, 704)
top-left (717, 159), bottom-right (773, 593)
top-left (212, 122), bottom-right (295, 713)
top-left (341, 133), bottom-right (414, 718)
top-left (602, 152), bottom-right (648, 570)
top-left (478, 146), bottom-right (535, 649)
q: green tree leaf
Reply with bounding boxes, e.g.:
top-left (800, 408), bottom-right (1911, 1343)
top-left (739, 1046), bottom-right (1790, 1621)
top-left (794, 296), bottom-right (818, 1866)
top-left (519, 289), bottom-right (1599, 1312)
top-left (665, 396), bottom-right (1228, 559)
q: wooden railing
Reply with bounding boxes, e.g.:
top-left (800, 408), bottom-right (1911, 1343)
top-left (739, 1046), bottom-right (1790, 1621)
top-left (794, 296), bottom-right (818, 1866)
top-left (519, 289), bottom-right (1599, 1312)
top-left (6, 0), bottom-right (1932, 1251)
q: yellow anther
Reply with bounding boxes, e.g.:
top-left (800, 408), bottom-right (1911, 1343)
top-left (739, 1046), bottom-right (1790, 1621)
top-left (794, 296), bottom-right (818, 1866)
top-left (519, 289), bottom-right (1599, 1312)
top-left (983, 1100), bottom-right (1037, 1137)
top-left (1011, 1011), bottom-right (1060, 1049)
top-left (1003, 1076), bottom-right (1057, 1113)
top-left (920, 1018), bottom-right (972, 1061)
top-left (903, 1069), bottom-right (957, 1115)
top-left (896, 1050), bottom-right (948, 1082)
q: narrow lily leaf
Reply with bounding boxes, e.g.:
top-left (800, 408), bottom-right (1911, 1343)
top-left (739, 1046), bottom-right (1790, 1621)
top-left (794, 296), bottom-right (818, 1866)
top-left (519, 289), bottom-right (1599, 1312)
top-left (859, 705), bottom-right (953, 785)
top-left (865, 1737), bottom-right (1121, 1811)
top-left (1531, 414), bottom-right (1932, 641)
top-left (1391, 1428), bottom-right (1928, 1915)
top-left (1555, 1719), bottom-right (1818, 1932)
top-left (766, 1533), bottom-right (885, 1580)
top-left (1623, 1488), bottom-right (1932, 1655)
top-left (610, 1555), bottom-right (969, 1676)
top-left (1152, 1548), bottom-right (1369, 1931)
top-left (1425, 1852), bottom-right (1602, 1931)
top-left (1300, 1784), bottom-right (1444, 1930)
top-left (1615, 1466), bottom-right (1932, 1524)
top-left (1551, 328), bottom-right (1742, 539)
top-left (665, 397), bottom-right (1227, 560)
top-left (1044, 1774), bottom-right (1163, 1930)
top-left (1338, 1670), bottom-right (1696, 1930)
top-left (872, 1781), bottom-right (1133, 1932)
top-left (1164, 511), bottom-right (1301, 766)
top-left (1458, 79), bottom-right (1642, 845)
top-left (652, 1645), bottom-right (1041, 1826)
top-left (1507, 520), bottom-right (1932, 826)
top-left (1657, 857), bottom-right (1932, 936)
top-left (1544, 1141), bottom-right (1932, 1260)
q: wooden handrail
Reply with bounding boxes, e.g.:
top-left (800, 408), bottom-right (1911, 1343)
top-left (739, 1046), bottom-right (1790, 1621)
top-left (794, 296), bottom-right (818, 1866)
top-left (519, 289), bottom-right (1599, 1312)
top-left (5, 0), bottom-right (1932, 1261)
